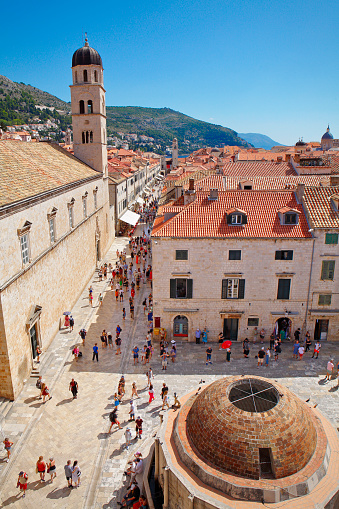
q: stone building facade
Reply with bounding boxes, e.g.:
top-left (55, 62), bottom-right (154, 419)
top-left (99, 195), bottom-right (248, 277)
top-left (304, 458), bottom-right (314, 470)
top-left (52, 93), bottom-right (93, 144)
top-left (0, 39), bottom-right (113, 400)
top-left (152, 185), bottom-right (339, 342)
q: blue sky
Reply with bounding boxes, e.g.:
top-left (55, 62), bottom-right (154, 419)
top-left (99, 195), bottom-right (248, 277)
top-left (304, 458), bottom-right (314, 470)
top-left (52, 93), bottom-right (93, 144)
top-left (1, 0), bottom-right (338, 145)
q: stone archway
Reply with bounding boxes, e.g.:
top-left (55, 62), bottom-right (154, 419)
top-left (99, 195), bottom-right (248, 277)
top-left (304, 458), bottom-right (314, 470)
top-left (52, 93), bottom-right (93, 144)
top-left (274, 317), bottom-right (292, 341)
top-left (173, 315), bottom-right (188, 338)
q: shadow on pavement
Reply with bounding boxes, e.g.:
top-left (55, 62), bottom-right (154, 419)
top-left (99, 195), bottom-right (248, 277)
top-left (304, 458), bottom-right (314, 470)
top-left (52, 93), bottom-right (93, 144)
top-left (56, 398), bottom-right (74, 406)
top-left (46, 486), bottom-right (72, 499)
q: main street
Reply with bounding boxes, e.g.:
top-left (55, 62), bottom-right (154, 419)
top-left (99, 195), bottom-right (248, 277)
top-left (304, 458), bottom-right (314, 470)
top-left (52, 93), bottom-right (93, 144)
top-left (0, 230), bottom-right (339, 509)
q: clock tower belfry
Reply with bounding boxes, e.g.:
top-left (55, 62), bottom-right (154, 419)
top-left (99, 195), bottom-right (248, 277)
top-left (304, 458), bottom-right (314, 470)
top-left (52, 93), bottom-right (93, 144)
top-left (70, 35), bottom-right (108, 177)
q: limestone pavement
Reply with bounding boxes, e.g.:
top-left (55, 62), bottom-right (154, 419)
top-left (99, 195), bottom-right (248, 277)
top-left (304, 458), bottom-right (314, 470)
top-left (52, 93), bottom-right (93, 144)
top-left (0, 229), bottom-right (339, 509)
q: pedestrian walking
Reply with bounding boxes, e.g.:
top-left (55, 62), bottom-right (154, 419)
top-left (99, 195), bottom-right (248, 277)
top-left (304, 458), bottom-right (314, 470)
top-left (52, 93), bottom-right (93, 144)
top-left (107, 331), bottom-right (113, 349)
top-left (226, 347), bottom-right (231, 362)
top-left (243, 338), bottom-right (250, 358)
top-left (89, 293), bottom-right (94, 307)
top-left (69, 315), bottom-right (74, 331)
top-left (125, 427), bottom-right (132, 450)
top-left (69, 378), bottom-right (78, 399)
top-left (298, 345), bottom-right (305, 360)
top-left (109, 409), bottom-right (122, 432)
top-left (147, 367), bottom-right (154, 387)
top-left (305, 333), bottom-right (312, 352)
top-left (265, 348), bottom-right (270, 366)
top-left (79, 328), bottom-right (87, 345)
top-left (148, 383), bottom-right (155, 403)
top-left (72, 460), bottom-right (81, 488)
top-left (98, 293), bottom-right (103, 306)
top-left (36, 346), bottom-right (42, 363)
top-left (162, 391), bottom-right (170, 410)
top-left (135, 416), bottom-right (143, 439)
top-left (195, 328), bottom-right (201, 344)
top-left (36, 456), bottom-right (46, 481)
top-left (170, 344), bottom-right (176, 363)
top-left (131, 381), bottom-right (139, 398)
top-left (312, 342), bottom-right (321, 359)
top-left (101, 330), bottom-right (107, 348)
top-left (130, 301), bottom-right (134, 319)
top-left (326, 359), bottom-right (334, 381)
top-left (72, 345), bottom-right (79, 361)
top-left (17, 471), bottom-right (28, 498)
top-left (41, 383), bottom-right (52, 403)
top-left (116, 324), bottom-right (122, 337)
top-left (115, 336), bottom-right (122, 355)
top-left (64, 460), bottom-right (73, 488)
top-left (258, 347), bottom-right (265, 367)
top-left (129, 400), bottom-right (136, 421)
top-left (161, 351), bottom-right (169, 370)
top-left (133, 346), bottom-right (139, 365)
top-left (269, 333), bottom-right (275, 350)
top-left (259, 328), bottom-right (265, 343)
top-left (47, 457), bottom-right (57, 483)
top-left (206, 346), bottom-right (213, 365)
top-left (92, 343), bottom-right (99, 362)
top-left (274, 341), bottom-right (280, 362)
top-left (3, 438), bottom-right (13, 462)
top-left (122, 308), bottom-right (126, 321)
top-left (119, 288), bottom-right (124, 302)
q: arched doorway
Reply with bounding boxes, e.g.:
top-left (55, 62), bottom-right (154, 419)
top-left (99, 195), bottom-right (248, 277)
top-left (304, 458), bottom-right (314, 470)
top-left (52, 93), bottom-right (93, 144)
top-left (274, 317), bottom-right (292, 341)
top-left (173, 315), bottom-right (188, 338)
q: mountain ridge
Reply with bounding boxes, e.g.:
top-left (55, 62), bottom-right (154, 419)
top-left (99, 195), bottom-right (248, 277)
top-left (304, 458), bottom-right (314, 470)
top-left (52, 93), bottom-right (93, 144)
top-left (238, 132), bottom-right (283, 150)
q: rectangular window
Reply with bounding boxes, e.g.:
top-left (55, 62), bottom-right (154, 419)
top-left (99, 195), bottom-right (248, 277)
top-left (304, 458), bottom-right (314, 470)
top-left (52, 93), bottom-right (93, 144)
top-left (318, 294), bottom-right (332, 306)
top-left (49, 218), bottom-right (55, 243)
top-left (275, 250), bottom-right (293, 260)
top-left (175, 250), bottom-right (188, 260)
top-left (248, 317), bottom-right (259, 327)
top-left (83, 199), bottom-right (87, 218)
top-left (68, 207), bottom-right (74, 229)
top-left (325, 233), bottom-right (338, 245)
top-left (231, 215), bottom-right (242, 224)
top-left (321, 260), bottom-right (335, 280)
top-left (277, 278), bottom-right (291, 299)
top-left (229, 250), bottom-right (241, 260)
top-left (94, 193), bottom-right (98, 209)
top-left (222, 278), bottom-right (245, 299)
top-left (170, 279), bottom-right (193, 299)
top-left (20, 233), bottom-right (30, 265)
top-left (284, 213), bottom-right (297, 225)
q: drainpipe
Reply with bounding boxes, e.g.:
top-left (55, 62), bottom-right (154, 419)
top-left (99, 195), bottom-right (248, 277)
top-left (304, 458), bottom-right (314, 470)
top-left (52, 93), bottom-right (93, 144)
top-left (154, 438), bottom-right (159, 481)
top-left (163, 466), bottom-right (170, 509)
top-left (304, 238), bottom-right (315, 336)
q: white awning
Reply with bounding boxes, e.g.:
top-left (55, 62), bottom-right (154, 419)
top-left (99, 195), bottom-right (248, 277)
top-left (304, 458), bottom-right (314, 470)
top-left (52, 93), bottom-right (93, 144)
top-left (120, 210), bottom-right (140, 226)
top-left (136, 197), bottom-right (144, 204)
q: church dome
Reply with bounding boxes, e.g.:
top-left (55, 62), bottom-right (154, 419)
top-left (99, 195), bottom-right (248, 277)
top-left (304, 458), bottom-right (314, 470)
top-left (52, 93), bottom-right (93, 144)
top-left (296, 138), bottom-right (306, 146)
top-left (185, 376), bottom-right (317, 480)
top-left (72, 37), bottom-right (102, 67)
top-left (322, 125), bottom-right (333, 140)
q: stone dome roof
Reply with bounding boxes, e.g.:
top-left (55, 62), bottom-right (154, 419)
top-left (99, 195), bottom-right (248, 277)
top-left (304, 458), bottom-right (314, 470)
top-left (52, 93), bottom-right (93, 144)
top-left (72, 37), bottom-right (102, 67)
top-left (322, 125), bottom-right (333, 140)
top-left (296, 138), bottom-right (307, 146)
top-left (185, 376), bottom-right (317, 480)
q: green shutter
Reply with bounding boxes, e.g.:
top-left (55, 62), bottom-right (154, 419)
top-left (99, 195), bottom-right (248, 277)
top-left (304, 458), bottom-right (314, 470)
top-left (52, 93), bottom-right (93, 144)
top-left (187, 279), bottom-right (193, 299)
top-left (222, 279), bottom-right (228, 299)
top-left (277, 279), bottom-right (291, 299)
top-left (170, 279), bottom-right (176, 298)
top-left (325, 233), bottom-right (338, 245)
top-left (238, 279), bottom-right (245, 299)
top-left (321, 261), bottom-right (335, 280)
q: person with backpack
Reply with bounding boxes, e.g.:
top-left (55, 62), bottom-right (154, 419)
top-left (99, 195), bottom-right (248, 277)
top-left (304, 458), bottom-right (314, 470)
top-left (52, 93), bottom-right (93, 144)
top-left (69, 379), bottom-right (78, 399)
top-left (109, 409), bottom-right (122, 433)
top-left (17, 471), bottom-right (28, 498)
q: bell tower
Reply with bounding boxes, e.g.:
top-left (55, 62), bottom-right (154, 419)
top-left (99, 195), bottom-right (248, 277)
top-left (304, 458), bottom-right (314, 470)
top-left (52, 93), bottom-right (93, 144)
top-left (70, 35), bottom-right (108, 177)
top-left (172, 138), bottom-right (178, 169)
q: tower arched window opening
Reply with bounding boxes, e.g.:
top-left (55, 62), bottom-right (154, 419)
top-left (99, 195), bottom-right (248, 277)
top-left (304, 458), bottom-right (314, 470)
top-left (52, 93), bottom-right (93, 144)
top-left (86, 131), bottom-right (89, 144)
top-left (87, 100), bottom-right (93, 114)
top-left (79, 100), bottom-right (85, 114)
top-left (83, 69), bottom-right (88, 82)
top-left (82, 132), bottom-right (85, 144)
top-left (94, 70), bottom-right (98, 82)
top-left (90, 131), bottom-right (93, 143)
top-left (74, 71), bottom-right (78, 83)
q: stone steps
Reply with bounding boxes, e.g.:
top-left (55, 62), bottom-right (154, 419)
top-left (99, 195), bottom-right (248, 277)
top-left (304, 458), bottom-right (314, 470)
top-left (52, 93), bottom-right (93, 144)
top-left (0, 398), bottom-right (14, 425)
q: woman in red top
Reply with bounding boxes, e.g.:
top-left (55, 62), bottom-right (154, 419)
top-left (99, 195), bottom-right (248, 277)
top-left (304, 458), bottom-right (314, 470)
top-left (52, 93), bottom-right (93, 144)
top-left (64, 315), bottom-right (70, 328)
top-left (36, 456), bottom-right (46, 481)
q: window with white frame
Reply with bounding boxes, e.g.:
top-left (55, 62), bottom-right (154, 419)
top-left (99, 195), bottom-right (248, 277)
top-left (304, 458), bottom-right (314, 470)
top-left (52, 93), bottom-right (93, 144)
top-left (68, 203), bottom-right (74, 229)
top-left (93, 187), bottom-right (98, 209)
top-left (49, 217), bottom-right (56, 243)
top-left (20, 233), bottom-right (30, 264)
top-left (83, 198), bottom-right (87, 218)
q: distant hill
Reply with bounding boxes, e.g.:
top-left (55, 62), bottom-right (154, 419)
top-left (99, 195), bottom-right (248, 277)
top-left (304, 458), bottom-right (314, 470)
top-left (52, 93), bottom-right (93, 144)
top-left (0, 74), bottom-right (250, 153)
top-left (106, 106), bottom-right (250, 153)
top-left (238, 133), bottom-right (283, 150)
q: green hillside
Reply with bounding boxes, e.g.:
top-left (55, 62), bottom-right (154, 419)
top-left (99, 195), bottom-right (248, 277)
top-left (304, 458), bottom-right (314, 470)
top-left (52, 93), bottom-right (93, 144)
top-left (0, 74), bottom-right (249, 153)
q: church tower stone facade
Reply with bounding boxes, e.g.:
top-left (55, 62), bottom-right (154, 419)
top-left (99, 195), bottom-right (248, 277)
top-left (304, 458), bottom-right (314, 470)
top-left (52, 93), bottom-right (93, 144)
top-left (70, 36), bottom-right (108, 177)
top-left (172, 137), bottom-right (178, 169)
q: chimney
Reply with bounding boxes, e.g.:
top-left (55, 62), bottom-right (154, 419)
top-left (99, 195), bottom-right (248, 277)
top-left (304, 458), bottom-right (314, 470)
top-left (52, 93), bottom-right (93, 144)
top-left (330, 176), bottom-right (339, 187)
top-left (209, 188), bottom-right (218, 201)
top-left (296, 183), bottom-right (305, 203)
top-left (189, 178), bottom-right (194, 191)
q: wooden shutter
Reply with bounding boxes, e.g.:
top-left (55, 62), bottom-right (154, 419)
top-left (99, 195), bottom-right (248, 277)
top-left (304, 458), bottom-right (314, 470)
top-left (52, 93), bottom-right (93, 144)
top-left (170, 279), bottom-right (176, 298)
top-left (321, 261), bottom-right (335, 280)
top-left (222, 279), bottom-right (228, 299)
top-left (238, 279), bottom-right (245, 299)
top-left (187, 279), bottom-right (193, 299)
top-left (277, 279), bottom-right (291, 299)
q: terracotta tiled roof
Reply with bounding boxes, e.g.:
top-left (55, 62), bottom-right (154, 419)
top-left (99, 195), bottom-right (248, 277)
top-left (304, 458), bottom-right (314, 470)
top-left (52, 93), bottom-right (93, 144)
top-left (303, 186), bottom-right (339, 228)
top-left (189, 174), bottom-right (330, 191)
top-left (0, 141), bottom-right (100, 208)
top-left (223, 161), bottom-right (296, 177)
top-left (152, 190), bottom-right (311, 239)
top-left (237, 151), bottom-right (288, 161)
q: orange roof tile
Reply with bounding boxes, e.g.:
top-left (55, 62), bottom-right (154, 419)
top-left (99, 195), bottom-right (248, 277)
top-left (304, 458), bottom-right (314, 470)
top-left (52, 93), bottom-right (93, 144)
top-left (152, 190), bottom-right (311, 239)
top-left (303, 186), bottom-right (339, 228)
top-left (223, 161), bottom-right (296, 177)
